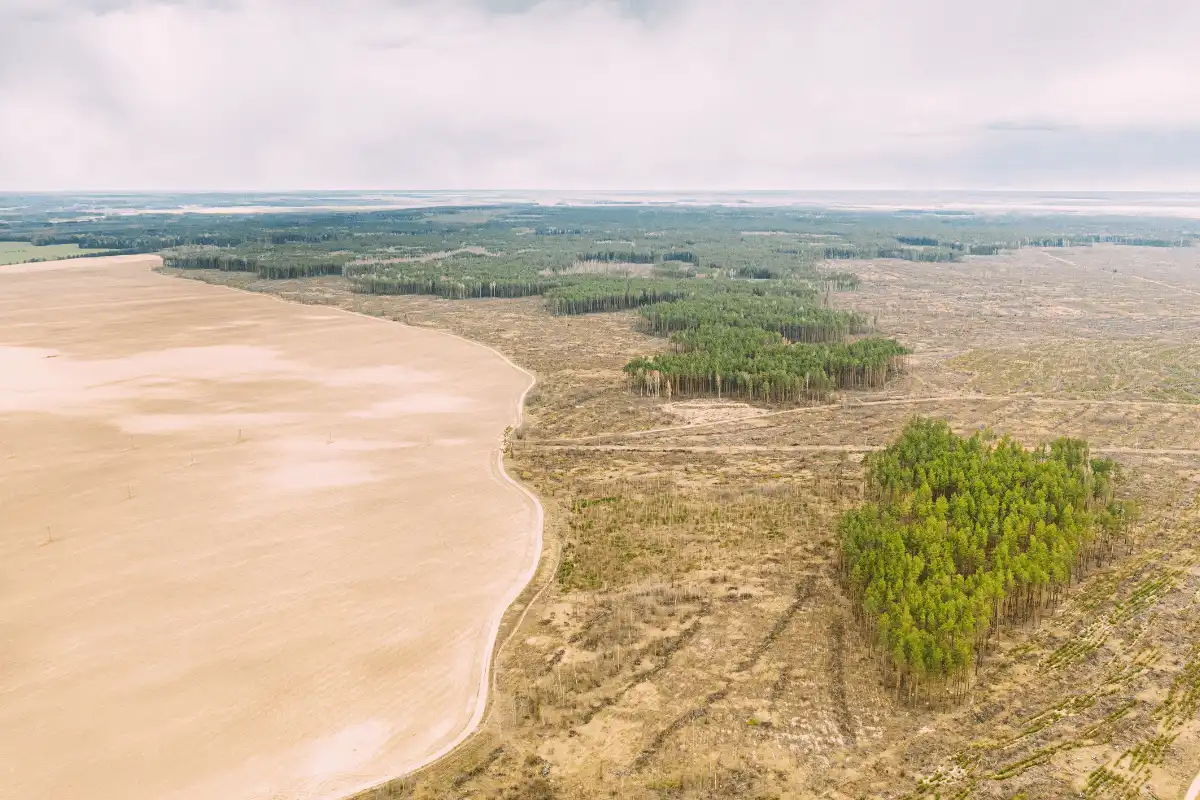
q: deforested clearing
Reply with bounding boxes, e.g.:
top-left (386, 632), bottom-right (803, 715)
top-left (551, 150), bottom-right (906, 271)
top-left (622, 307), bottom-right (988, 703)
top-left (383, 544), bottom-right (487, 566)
top-left (0, 256), bottom-right (540, 800)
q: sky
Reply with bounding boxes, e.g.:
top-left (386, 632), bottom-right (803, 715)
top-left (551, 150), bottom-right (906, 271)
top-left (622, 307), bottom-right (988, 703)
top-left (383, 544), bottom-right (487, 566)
top-left (2, 0), bottom-right (1199, 192)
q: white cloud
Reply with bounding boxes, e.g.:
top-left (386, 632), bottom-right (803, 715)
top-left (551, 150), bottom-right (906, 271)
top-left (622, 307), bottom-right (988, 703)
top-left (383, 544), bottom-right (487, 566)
top-left (1, 0), bottom-right (1198, 190)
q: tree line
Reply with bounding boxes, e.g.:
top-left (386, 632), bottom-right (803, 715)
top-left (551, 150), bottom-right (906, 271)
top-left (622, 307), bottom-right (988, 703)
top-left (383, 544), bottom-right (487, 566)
top-left (353, 272), bottom-right (556, 299)
top-left (345, 256), bottom-right (848, 316)
top-left (163, 251), bottom-right (345, 279)
top-left (824, 245), bottom-right (961, 263)
top-left (544, 279), bottom-right (693, 315)
top-left (579, 250), bottom-right (657, 264)
top-left (638, 293), bottom-right (869, 344)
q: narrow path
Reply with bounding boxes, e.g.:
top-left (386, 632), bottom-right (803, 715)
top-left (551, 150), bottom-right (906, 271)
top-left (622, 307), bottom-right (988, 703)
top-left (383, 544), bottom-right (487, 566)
top-left (522, 443), bottom-right (1200, 457)
top-left (525, 443), bottom-right (880, 453)
top-left (547, 393), bottom-right (1197, 444)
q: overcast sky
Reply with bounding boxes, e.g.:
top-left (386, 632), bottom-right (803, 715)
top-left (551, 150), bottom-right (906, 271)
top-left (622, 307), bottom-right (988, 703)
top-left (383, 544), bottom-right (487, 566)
top-left (2, 0), bottom-right (1198, 191)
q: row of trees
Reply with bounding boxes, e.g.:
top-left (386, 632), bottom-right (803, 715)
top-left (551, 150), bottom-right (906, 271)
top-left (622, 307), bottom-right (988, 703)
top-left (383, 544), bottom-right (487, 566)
top-left (967, 236), bottom-right (1188, 251)
top-left (348, 261), bottom-right (842, 316)
top-left (163, 252), bottom-right (344, 279)
top-left (619, 262), bottom-right (898, 402)
top-left (256, 261), bottom-right (344, 279)
top-left (967, 244), bottom-right (1004, 255)
top-left (533, 227), bottom-right (583, 235)
top-left (624, 327), bottom-right (909, 402)
top-left (732, 265), bottom-right (776, 279)
top-left (725, 264), bottom-right (861, 290)
top-left (579, 250), bottom-right (657, 264)
top-left (34, 233), bottom-right (189, 252)
top-left (839, 419), bottom-right (1134, 700)
top-left (353, 272), bottom-right (556, 299)
top-left (544, 279), bottom-right (692, 315)
top-left (824, 245), bottom-right (961, 263)
top-left (158, 241), bottom-right (865, 326)
top-left (638, 293), bottom-right (869, 344)
top-left (163, 252), bottom-right (260, 272)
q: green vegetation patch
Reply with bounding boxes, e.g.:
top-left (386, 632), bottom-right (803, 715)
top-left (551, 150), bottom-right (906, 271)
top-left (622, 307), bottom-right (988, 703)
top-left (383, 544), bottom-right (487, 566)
top-left (639, 292), bottom-right (866, 343)
top-left (0, 241), bottom-right (109, 265)
top-left (839, 419), bottom-right (1134, 698)
top-left (543, 279), bottom-right (694, 315)
top-left (622, 287), bottom-right (905, 403)
top-left (625, 328), bottom-right (908, 403)
top-left (544, 277), bottom-right (822, 317)
top-left (163, 249), bottom-right (345, 279)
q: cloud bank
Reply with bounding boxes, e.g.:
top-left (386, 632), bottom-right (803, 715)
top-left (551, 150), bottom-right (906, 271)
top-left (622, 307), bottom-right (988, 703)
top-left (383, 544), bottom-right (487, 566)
top-left (2, 0), bottom-right (1198, 190)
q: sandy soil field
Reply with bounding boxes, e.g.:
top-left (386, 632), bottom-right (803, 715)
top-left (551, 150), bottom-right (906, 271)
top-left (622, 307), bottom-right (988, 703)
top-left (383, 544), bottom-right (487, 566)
top-left (0, 256), bottom-right (540, 799)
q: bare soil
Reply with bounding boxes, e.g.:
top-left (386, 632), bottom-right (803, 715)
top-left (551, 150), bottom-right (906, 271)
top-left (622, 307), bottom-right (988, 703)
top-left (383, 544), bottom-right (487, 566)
top-left (0, 256), bottom-right (539, 800)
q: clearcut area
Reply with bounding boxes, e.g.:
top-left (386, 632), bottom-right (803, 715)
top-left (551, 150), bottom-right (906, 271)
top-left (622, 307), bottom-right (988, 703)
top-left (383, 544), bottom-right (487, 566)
top-left (0, 256), bottom-right (540, 800)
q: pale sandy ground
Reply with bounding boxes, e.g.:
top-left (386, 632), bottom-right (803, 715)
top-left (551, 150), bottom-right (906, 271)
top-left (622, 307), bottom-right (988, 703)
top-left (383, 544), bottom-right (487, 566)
top-left (0, 256), bottom-right (540, 799)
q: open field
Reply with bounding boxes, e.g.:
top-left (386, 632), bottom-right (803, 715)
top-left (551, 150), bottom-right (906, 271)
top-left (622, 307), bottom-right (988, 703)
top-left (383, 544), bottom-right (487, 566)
top-left (0, 240), bottom-right (108, 264)
top-left (164, 242), bottom-right (1200, 798)
top-left (0, 256), bottom-right (540, 800)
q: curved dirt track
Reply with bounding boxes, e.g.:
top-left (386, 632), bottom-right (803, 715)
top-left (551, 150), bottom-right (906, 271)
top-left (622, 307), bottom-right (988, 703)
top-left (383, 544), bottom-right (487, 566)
top-left (0, 256), bottom-right (541, 800)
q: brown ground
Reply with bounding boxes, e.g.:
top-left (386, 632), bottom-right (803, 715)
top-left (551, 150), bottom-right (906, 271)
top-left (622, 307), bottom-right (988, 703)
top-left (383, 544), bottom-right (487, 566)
top-left (0, 256), bottom-right (539, 800)
top-left (165, 244), bottom-right (1200, 799)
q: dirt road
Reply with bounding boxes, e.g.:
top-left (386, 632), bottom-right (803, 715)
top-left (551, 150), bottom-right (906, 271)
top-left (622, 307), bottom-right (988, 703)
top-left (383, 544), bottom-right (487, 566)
top-left (522, 442), bottom-right (1200, 458)
top-left (549, 393), bottom-right (1200, 444)
top-left (0, 256), bottom-right (540, 799)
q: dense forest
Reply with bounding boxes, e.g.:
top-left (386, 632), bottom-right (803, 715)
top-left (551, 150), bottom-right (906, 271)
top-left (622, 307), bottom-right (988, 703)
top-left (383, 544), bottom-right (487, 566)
top-left (145, 208), bottom-right (911, 407)
top-left (663, 250), bottom-right (699, 264)
top-left (625, 328), bottom-right (909, 402)
top-left (579, 250), bottom-right (656, 264)
top-left (4, 198), bottom-right (1193, 411)
top-left (622, 282), bottom-right (905, 402)
top-left (351, 266), bottom-right (558, 299)
top-left (162, 251), bottom-right (345, 279)
top-left (543, 279), bottom-right (693, 315)
top-left (839, 419), bottom-right (1134, 700)
top-left (823, 244), bottom-right (962, 262)
top-left (3, 198), bottom-right (1193, 275)
top-left (638, 293), bottom-right (869, 343)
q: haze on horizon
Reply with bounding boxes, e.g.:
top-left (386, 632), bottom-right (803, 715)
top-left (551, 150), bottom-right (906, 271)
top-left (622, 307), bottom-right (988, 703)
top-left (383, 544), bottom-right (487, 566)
top-left (2, 0), bottom-right (1198, 193)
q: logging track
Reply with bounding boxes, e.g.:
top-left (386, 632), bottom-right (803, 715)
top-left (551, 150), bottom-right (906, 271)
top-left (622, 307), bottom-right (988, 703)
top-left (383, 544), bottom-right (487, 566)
top-left (541, 393), bottom-right (1200, 445)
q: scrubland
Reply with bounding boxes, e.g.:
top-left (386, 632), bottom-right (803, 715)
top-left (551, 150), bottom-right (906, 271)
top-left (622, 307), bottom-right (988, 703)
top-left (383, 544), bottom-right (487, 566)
top-left (168, 241), bottom-right (1200, 799)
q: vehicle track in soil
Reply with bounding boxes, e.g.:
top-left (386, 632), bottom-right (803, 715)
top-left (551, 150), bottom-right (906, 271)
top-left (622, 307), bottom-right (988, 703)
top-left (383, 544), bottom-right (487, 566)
top-left (521, 443), bottom-right (1200, 458)
top-left (540, 394), bottom-right (1199, 445)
